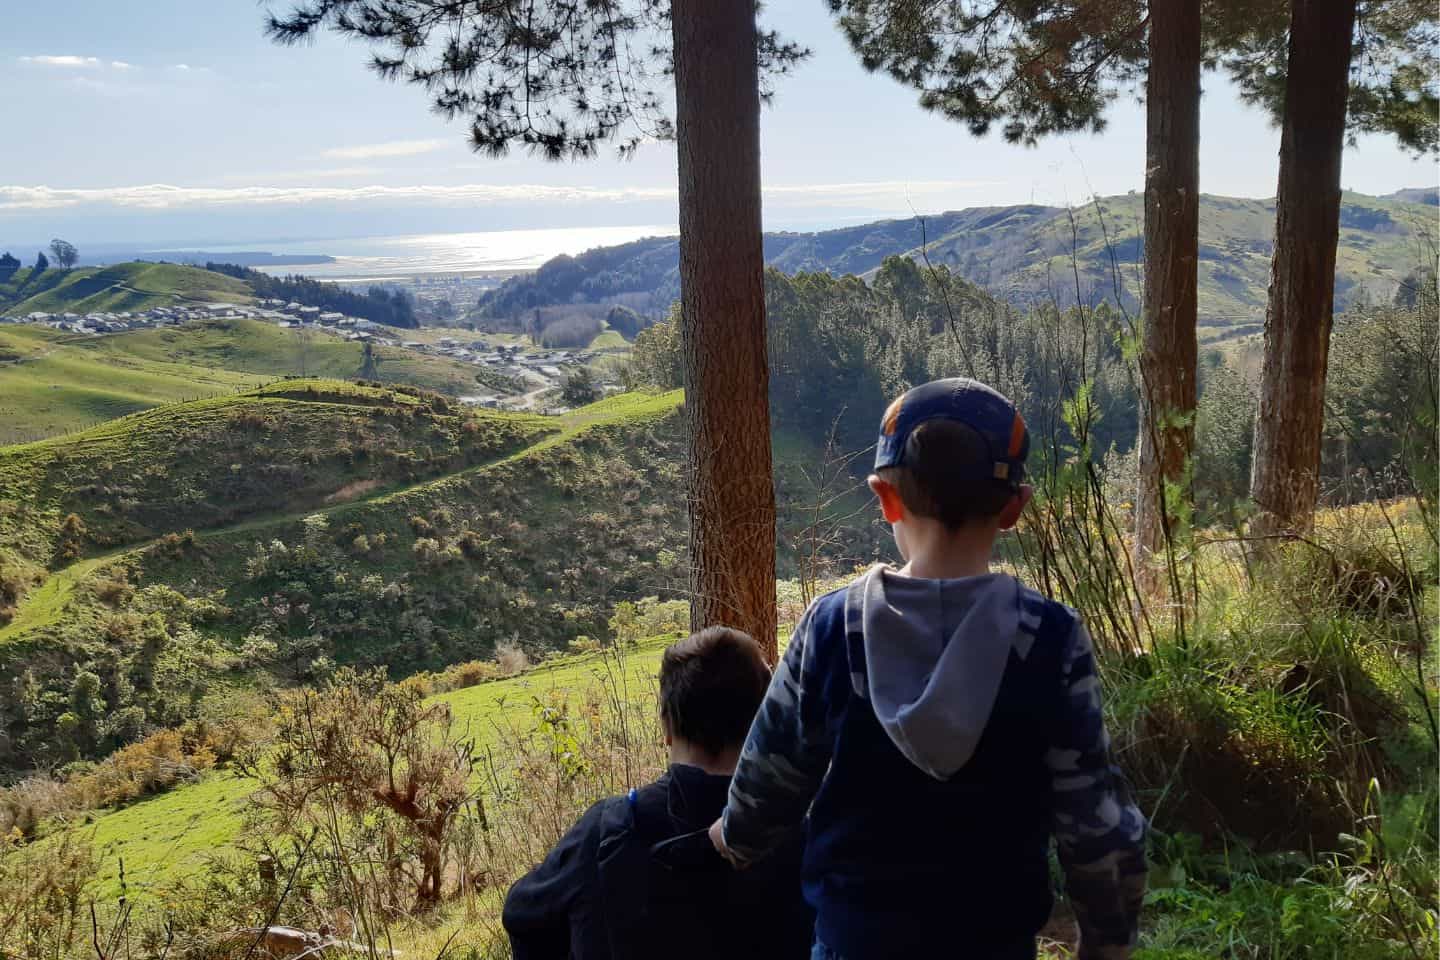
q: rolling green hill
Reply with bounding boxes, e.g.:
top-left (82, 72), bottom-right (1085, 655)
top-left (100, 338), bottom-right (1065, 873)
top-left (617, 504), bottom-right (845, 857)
top-left (0, 388), bottom-right (692, 772)
top-left (0, 379), bottom-right (555, 575)
top-left (474, 190), bottom-right (1436, 339)
top-left (0, 263), bottom-right (253, 316)
top-left (0, 319), bottom-right (518, 443)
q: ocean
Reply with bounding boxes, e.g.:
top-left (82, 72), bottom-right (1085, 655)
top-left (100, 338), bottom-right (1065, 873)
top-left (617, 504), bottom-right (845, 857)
top-left (182, 224), bottom-right (678, 280)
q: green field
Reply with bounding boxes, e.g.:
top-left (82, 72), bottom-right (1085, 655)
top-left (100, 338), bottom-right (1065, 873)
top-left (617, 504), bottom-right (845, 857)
top-left (0, 263), bottom-right (253, 317)
top-left (68, 638), bottom-right (671, 898)
top-left (0, 325), bottom-right (265, 444)
top-left (0, 319), bottom-right (520, 443)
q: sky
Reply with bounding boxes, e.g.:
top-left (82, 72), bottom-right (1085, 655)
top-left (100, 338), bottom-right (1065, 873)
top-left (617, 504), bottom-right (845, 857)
top-left (1, 0), bottom-right (1434, 250)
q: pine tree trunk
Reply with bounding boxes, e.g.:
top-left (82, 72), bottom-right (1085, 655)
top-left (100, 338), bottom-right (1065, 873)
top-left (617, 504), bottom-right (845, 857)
top-left (1249, 0), bottom-right (1357, 536)
top-left (1135, 0), bottom-right (1201, 592)
top-left (671, 1), bottom-right (777, 660)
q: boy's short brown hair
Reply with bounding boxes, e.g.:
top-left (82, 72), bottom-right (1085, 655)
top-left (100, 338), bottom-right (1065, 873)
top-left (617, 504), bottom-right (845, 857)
top-left (659, 626), bottom-right (771, 757)
top-left (878, 419), bottom-right (1018, 530)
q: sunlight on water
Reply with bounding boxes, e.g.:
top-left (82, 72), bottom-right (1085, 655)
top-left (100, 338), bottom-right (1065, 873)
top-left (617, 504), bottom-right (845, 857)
top-left (225, 223), bottom-right (678, 278)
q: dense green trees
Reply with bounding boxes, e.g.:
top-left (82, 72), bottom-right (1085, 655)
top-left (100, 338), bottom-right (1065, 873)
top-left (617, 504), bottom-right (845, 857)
top-left (832, 0), bottom-right (1437, 542)
top-left (633, 259), bottom-right (1138, 465)
top-left (205, 262), bottom-right (418, 328)
top-left (630, 262), bottom-right (1431, 533)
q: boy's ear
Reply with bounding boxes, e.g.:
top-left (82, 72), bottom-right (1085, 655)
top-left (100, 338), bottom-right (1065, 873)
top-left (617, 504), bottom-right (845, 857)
top-left (867, 474), bottom-right (905, 524)
top-left (997, 483), bottom-right (1033, 530)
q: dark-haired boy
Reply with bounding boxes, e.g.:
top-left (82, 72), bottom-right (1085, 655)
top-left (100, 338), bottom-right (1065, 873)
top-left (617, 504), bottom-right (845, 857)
top-left (711, 378), bottom-right (1148, 960)
top-left (503, 627), bottom-right (811, 960)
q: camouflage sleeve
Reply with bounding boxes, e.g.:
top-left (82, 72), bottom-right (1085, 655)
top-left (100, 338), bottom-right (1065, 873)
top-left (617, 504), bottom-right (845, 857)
top-left (1047, 617), bottom-right (1148, 959)
top-left (721, 606), bottom-right (831, 866)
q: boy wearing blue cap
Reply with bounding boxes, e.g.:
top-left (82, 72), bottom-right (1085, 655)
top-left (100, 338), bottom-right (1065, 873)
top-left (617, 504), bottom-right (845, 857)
top-left (709, 378), bottom-right (1148, 960)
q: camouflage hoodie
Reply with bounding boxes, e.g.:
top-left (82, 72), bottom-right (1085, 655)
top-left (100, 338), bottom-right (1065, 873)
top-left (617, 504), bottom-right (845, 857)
top-left (722, 566), bottom-right (1148, 959)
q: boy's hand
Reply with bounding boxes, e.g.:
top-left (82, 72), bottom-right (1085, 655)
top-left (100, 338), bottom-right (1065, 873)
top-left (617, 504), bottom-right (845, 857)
top-left (707, 816), bottom-right (744, 868)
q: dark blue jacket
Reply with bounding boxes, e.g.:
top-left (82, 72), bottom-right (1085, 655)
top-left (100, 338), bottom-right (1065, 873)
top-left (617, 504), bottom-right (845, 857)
top-left (503, 763), bottom-right (811, 960)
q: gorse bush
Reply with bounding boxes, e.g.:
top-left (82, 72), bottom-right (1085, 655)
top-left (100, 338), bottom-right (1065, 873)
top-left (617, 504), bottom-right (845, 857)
top-left (0, 830), bottom-right (98, 958)
top-left (0, 712), bottom-right (266, 840)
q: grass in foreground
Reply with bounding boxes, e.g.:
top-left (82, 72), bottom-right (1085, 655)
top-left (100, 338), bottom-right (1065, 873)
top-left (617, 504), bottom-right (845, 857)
top-left (64, 638), bottom-right (671, 899)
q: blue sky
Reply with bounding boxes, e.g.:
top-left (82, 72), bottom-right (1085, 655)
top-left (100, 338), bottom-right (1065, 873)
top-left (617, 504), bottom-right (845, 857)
top-left (1, 0), bottom-right (1433, 248)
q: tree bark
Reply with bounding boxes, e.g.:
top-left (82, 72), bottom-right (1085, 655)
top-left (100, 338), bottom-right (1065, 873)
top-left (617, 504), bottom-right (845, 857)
top-left (1249, 0), bottom-right (1357, 536)
top-left (1135, 0), bottom-right (1201, 592)
top-left (671, 1), bottom-right (777, 660)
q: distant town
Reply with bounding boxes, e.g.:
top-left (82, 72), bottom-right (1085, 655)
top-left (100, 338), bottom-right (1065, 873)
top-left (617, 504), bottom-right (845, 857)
top-left (1, 298), bottom-right (605, 409)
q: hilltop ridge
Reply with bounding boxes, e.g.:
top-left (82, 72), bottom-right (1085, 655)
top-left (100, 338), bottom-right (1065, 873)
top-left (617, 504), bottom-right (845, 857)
top-left (474, 189), bottom-right (1436, 338)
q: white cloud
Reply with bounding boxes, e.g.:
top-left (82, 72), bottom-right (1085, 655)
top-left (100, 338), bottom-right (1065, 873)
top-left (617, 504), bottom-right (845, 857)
top-left (173, 64), bottom-right (192, 71)
top-left (111, 61), bottom-right (135, 70)
top-left (19, 55), bottom-right (103, 68)
top-left (322, 139), bottom-right (450, 160)
top-left (0, 183), bottom-right (676, 212)
top-left (0, 179), bottom-right (1003, 214)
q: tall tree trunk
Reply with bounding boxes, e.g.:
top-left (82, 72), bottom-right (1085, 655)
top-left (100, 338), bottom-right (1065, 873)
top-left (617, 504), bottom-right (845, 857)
top-left (672, 1), bottom-right (777, 660)
top-left (1135, 0), bottom-right (1201, 595)
top-left (1249, 0), bottom-right (1357, 536)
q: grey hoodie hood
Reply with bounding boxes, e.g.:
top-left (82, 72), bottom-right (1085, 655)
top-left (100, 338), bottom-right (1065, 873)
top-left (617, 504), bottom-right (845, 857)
top-left (850, 565), bottom-right (1031, 781)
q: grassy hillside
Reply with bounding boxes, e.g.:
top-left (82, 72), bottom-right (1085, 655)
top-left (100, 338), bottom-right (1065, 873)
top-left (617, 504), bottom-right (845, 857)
top-left (0, 389), bottom-right (690, 771)
top-left (0, 325), bottom-right (265, 443)
top-left (0, 319), bottom-right (517, 443)
top-left (0, 263), bottom-right (253, 316)
top-left (76, 318), bottom-right (519, 397)
top-left (0, 379), bottom-right (555, 575)
top-left (903, 191), bottom-right (1435, 339)
top-left (474, 191), bottom-right (1436, 338)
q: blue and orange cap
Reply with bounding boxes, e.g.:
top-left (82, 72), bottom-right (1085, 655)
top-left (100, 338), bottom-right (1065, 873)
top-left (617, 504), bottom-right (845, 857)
top-left (873, 378), bottom-right (1029, 486)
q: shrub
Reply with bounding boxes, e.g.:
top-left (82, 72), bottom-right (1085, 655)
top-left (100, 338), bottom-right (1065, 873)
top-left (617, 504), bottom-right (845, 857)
top-left (92, 570), bottom-right (134, 606)
top-left (53, 512), bottom-right (87, 564)
top-left (256, 669), bottom-right (479, 907)
top-left (0, 558), bottom-right (42, 624)
top-left (568, 635), bottom-right (601, 655)
top-left (458, 529), bottom-right (489, 559)
top-left (0, 830), bottom-right (98, 956)
top-left (496, 641), bottom-right (530, 676)
top-left (412, 537), bottom-right (443, 565)
top-left (409, 514), bottom-right (435, 537)
top-left (448, 659), bottom-right (501, 689)
top-left (156, 529), bottom-right (198, 558)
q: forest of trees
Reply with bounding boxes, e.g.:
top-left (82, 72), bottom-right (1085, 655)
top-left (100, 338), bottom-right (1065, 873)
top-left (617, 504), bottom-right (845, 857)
top-left (626, 256), bottom-right (1436, 525)
top-left (204, 262), bottom-right (419, 328)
